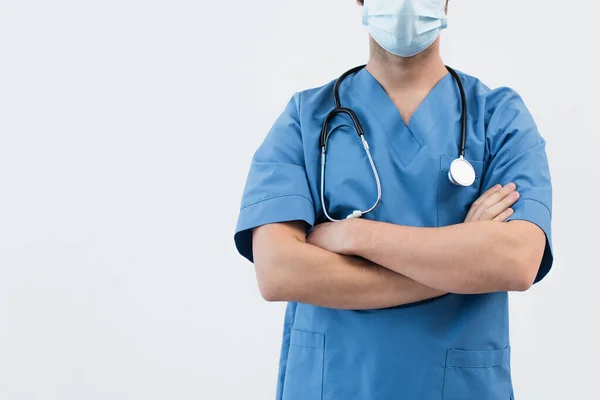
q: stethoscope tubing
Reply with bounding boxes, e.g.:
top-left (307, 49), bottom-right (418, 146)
top-left (320, 65), bottom-right (469, 222)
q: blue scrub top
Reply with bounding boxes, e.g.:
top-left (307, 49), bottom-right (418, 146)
top-left (234, 68), bottom-right (553, 400)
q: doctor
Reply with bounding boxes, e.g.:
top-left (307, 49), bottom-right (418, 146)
top-left (235, 0), bottom-right (553, 399)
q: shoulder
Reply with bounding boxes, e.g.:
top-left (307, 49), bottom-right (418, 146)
top-left (453, 69), bottom-right (543, 158)
top-left (298, 78), bottom-right (337, 98)
top-left (455, 69), bottom-right (531, 120)
top-left (452, 69), bottom-right (536, 134)
top-left (292, 77), bottom-right (338, 118)
top-left (257, 77), bottom-right (337, 154)
top-left (462, 74), bottom-right (544, 163)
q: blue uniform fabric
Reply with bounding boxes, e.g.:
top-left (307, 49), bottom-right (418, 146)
top-left (234, 68), bottom-right (553, 400)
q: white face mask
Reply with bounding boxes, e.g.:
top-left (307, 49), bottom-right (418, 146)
top-left (362, 0), bottom-right (448, 57)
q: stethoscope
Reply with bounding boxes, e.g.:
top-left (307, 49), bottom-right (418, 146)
top-left (320, 65), bottom-right (475, 222)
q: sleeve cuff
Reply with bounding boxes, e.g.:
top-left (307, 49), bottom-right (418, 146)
top-left (234, 194), bottom-right (316, 263)
top-left (506, 198), bottom-right (554, 284)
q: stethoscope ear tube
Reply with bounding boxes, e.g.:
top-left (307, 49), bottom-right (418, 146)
top-left (322, 64), bottom-right (367, 151)
top-left (446, 66), bottom-right (467, 158)
top-left (445, 66), bottom-right (475, 187)
top-left (333, 65), bottom-right (367, 108)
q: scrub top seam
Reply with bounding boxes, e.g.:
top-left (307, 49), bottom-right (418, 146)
top-left (445, 365), bottom-right (508, 369)
top-left (240, 193), bottom-right (314, 210)
top-left (485, 101), bottom-right (544, 160)
top-left (516, 197), bottom-right (552, 216)
top-left (295, 91), bottom-right (311, 172)
top-left (493, 137), bottom-right (545, 160)
top-left (288, 343), bottom-right (323, 350)
top-left (296, 90), bottom-right (321, 198)
top-left (295, 91), bottom-right (302, 121)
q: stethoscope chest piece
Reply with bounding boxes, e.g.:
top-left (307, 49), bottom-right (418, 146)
top-left (448, 156), bottom-right (476, 187)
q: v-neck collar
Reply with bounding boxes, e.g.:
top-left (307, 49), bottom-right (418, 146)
top-left (348, 67), bottom-right (456, 146)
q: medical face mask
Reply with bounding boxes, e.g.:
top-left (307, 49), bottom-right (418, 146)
top-left (362, 0), bottom-right (448, 57)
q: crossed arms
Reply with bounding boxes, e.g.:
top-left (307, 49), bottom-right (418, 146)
top-left (252, 184), bottom-right (547, 310)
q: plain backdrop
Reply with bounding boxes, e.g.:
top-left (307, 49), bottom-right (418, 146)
top-left (0, 0), bottom-right (598, 399)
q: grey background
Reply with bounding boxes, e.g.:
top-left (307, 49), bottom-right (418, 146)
top-left (0, 0), bottom-right (598, 399)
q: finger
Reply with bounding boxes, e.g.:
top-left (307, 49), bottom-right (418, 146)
top-left (471, 182), bottom-right (517, 221)
top-left (493, 207), bottom-right (514, 222)
top-left (483, 182), bottom-right (517, 211)
top-left (465, 184), bottom-right (501, 222)
top-left (482, 191), bottom-right (521, 219)
top-left (466, 184), bottom-right (504, 222)
top-left (484, 191), bottom-right (520, 220)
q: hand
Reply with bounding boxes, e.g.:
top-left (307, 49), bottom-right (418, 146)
top-left (306, 220), bottom-right (355, 255)
top-left (465, 183), bottom-right (520, 222)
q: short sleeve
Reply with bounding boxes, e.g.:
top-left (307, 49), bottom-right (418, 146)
top-left (481, 89), bottom-right (553, 284)
top-left (234, 93), bottom-right (315, 263)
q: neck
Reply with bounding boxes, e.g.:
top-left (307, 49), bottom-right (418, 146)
top-left (365, 38), bottom-right (448, 94)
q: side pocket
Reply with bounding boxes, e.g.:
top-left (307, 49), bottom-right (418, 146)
top-left (438, 155), bottom-right (485, 227)
top-left (281, 329), bottom-right (325, 400)
top-left (442, 346), bottom-right (511, 400)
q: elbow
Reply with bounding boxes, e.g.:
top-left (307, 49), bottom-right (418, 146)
top-left (509, 252), bottom-right (541, 292)
top-left (254, 260), bottom-right (287, 302)
top-left (251, 223), bottom-right (307, 302)
top-left (511, 269), bottom-right (535, 292)
top-left (503, 221), bottom-right (546, 292)
top-left (258, 283), bottom-right (280, 302)
top-left (257, 278), bottom-right (281, 302)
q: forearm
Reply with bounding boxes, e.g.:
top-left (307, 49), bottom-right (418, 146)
top-left (347, 219), bottom-right (542, 294)
top-left (253, 225), bottom-right (446, 310)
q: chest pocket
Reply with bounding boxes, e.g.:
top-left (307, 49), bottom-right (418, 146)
top-left (437, 155), bottom-right (485, 227)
